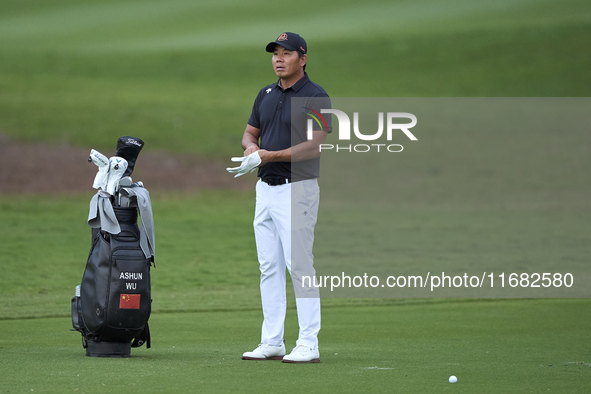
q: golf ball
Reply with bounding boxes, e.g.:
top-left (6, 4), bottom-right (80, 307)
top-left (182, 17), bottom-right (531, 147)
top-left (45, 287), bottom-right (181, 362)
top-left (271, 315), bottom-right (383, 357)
top-left (449, 375), bottom-right (458, 383)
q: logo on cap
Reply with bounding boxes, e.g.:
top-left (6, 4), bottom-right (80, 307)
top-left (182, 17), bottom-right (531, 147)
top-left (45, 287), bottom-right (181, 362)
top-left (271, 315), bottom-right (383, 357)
top-left (277, 33), bottom-right (288, 41)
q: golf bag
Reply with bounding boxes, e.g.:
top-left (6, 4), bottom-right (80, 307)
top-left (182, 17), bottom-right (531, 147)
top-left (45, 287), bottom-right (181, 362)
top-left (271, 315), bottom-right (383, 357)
top-left (72, 206), bottom-right (153, 357)
top-left (72, 136), bottom-right (154, 357)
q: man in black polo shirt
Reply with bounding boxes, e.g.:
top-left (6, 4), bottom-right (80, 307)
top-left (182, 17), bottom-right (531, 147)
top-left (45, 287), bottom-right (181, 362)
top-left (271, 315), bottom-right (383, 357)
top-left (227, 32), bottom-right (330, 363)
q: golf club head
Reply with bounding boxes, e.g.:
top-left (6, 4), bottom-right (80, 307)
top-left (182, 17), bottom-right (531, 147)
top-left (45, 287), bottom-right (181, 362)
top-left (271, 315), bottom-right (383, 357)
top-left (117, 187), bottom-right (129, 207)
top-left (115, 136), bottom-right (144, 177)
top-left (119, 187), bottom-right (138, 207)
top-left (105, 156), bottom-right (128, 195)
top-left (116, 176), bottom-right (133, 205)
top-left (89, 149), bottom-right (110, 190)
top-left (118, 176), bottom-right (133, 190)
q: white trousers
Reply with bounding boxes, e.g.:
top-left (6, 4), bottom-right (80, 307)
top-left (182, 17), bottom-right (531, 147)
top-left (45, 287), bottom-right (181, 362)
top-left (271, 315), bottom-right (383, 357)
top-left (254, 178), bottom-right (321, 350)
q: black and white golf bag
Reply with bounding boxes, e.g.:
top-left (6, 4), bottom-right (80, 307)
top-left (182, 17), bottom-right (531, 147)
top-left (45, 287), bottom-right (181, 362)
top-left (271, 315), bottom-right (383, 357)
top-left (72, 137), bottom-right (155, 357)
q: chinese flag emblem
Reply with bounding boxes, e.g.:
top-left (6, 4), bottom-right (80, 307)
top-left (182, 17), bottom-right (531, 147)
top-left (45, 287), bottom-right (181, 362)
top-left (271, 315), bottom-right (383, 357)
top-left (120, 294), bottom-right (140, 309)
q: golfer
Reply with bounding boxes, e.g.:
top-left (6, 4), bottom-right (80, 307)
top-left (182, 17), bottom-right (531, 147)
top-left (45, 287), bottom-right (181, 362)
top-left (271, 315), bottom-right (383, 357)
top-left (227, 32), bottom-right (331, 363)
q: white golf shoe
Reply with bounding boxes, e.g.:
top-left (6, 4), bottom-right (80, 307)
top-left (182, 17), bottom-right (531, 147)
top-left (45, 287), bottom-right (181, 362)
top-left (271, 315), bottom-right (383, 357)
top-left (282, 345), bottom-right (320, 363)
top-left (242, 343), bottom-right (286, 361)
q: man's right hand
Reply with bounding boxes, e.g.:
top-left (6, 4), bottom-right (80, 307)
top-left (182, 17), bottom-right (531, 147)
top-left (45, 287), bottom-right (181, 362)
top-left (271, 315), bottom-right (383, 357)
top-left (244, 145), bottom-right (260, 156)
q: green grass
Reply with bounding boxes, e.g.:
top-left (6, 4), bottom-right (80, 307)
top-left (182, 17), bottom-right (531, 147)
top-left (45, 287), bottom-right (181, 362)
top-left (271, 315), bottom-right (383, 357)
top-left (0, 191), bottom-right (260, 319)
top-left (0, 0), bottom-right (590, 154)
top-left (0, 192), bottom-right (456, 319)
top-left (1, 300), bottom-right (590, 393)
top-left (1, 190), bottom-right (590, 392)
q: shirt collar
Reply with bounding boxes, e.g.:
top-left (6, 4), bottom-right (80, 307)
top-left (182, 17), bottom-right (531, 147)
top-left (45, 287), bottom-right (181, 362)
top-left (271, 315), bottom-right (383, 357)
top-left (275, 72), bottom-right (310, 93)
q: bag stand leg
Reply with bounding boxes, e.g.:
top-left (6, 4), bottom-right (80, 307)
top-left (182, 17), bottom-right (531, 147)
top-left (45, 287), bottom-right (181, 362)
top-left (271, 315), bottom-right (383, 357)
top-left (85, 340), bottom-right (132, 358)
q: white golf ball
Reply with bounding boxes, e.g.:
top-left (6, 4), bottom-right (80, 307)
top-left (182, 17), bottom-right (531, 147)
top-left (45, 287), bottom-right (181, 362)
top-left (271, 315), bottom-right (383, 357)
top-left (449, 375), bottom-right (458, 383)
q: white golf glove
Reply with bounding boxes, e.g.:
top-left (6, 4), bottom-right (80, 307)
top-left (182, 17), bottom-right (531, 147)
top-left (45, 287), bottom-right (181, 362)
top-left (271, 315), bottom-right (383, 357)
top-left (226, 151), bottom-right (262, 178)
top-left (89, 149), bottom-right (110, 190)
top-left (105, 156), bottom-right (128, 195)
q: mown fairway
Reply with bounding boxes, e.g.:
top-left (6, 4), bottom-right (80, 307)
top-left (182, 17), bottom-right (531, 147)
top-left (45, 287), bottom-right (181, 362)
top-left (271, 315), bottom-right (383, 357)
top-left (1, 0), bottom-right (590, 392)
top-left (2, 300), bottom-right (590, 393)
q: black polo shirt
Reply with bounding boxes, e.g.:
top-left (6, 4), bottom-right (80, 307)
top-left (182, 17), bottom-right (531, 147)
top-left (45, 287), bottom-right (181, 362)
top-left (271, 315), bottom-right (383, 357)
top-left (248, 73), bottom-right (331, 181)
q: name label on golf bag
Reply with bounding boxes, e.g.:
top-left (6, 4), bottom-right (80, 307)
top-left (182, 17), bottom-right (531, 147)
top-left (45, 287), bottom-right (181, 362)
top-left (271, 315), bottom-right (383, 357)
top-left (75, 207), bottom-right (152, 346)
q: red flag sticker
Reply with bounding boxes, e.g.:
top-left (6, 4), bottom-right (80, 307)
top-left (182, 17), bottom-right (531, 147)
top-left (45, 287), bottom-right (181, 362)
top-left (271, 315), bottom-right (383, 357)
top-left (120, 294), bottom-right (140, 309)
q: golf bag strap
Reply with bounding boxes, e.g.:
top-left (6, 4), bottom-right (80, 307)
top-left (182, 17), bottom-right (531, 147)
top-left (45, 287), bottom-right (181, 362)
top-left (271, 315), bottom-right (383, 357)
top-left (131, 322), bottom-right (151, 348)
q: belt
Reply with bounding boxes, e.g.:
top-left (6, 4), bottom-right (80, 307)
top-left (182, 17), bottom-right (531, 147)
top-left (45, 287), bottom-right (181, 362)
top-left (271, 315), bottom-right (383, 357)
top-left (261, 177), bottom-right (291, 186)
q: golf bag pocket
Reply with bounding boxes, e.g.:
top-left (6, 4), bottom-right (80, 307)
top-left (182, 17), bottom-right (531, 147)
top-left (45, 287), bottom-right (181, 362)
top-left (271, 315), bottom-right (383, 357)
top-left (101, 251), bottom-right (151, 342)
top-left (71, 295), bottom-right (83, 332)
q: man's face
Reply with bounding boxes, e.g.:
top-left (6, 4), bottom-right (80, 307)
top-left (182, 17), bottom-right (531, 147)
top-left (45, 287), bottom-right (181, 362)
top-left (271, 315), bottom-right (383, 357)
top-left (272, 44), bottom-right (306, 79)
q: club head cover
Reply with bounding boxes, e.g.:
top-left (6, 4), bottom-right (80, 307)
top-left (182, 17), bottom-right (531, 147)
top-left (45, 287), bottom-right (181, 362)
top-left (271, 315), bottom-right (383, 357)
top-left (105, 156), bottom-right (128, 195)
top-left (115, 136), bottom-right (144, 177)
top-left (89, 149), bottom-right (110, 190)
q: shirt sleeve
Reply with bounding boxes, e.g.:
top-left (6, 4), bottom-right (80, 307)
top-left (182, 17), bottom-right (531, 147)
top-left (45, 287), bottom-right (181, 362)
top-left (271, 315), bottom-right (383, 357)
top-left (247, 89), bottom-right (265, 129)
